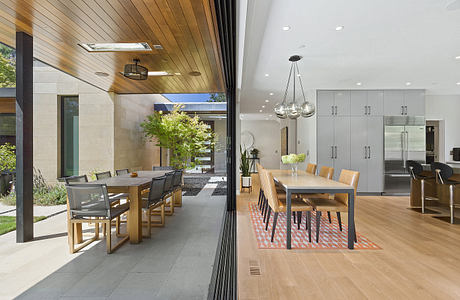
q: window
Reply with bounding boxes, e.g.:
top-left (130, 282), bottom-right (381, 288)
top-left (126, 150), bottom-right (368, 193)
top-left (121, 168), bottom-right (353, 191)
top-left (0, 113), bottom-right (15, 146)
top-left (61, 96), bottom-right (79, 177)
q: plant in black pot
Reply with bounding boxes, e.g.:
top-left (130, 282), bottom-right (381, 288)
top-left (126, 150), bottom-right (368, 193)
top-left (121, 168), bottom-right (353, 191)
top-left (240, 146), bottom-right (252, 189)
top-left (0, 143), bottom-right (15, 196)
top-left (250, 148), bottom-right (259, 158)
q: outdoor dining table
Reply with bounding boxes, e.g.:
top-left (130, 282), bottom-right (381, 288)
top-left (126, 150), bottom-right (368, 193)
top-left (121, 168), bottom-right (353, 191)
top-left (270, 169), bottom-right (356, 250)
top-left (73, 171), bottom-right (168, 244)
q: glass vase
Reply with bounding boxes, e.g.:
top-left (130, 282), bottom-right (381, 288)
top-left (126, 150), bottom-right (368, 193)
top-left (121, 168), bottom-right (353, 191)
top-left (291, 163), bottom-right (298, 176)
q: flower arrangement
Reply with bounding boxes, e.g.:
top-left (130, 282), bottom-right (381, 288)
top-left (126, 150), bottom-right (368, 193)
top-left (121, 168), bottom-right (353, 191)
top-left (281, 153), bottom-right (306, 175)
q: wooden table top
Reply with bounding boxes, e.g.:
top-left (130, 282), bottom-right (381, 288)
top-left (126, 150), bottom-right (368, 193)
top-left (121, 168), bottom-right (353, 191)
top-left (269, 169), bottom-right (352, 190)
top-left (117, 171), bottom-right (169, 178)
top-left (90, 171), bottom-right (168, 188)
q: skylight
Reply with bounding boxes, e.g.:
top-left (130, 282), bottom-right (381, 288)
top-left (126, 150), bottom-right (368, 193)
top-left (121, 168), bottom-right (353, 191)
top-left (79, 42), bottom-right (152, 52)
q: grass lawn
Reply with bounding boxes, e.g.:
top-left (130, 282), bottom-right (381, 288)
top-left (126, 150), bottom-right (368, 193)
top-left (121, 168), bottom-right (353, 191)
top-left (0, 216), bottom-right (47, 235)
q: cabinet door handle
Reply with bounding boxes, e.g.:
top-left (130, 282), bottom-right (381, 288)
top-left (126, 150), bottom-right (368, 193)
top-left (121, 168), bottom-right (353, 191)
top-left (331, 105), bottom-right (334, 115)
top-left (404, 106), bottom-right (408, 115)
top-left (334, 146), bottom-right (338, 159)
top-left (331, 146), bottom-right (334, 159)
top-left (368, 146), bottom-right (371, 159)
top-left (334, 105), bottom-right (337, 115)
top-left (368, 105), bottom-right (371, 115)
top-left (364, 146), bottom-right (368, 159)
top-left (401, 105), bottom-right (404, 115)
top-left (364, 105), bottom-right (367, 115)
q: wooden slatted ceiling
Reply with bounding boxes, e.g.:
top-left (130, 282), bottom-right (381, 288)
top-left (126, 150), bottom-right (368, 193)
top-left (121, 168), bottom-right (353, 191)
top-left (0, 0), bottom-right (224, 94)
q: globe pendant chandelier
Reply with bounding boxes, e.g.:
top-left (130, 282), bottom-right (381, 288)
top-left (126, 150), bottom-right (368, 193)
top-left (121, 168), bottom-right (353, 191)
top-left (274, 55), bottom-right (315, 119)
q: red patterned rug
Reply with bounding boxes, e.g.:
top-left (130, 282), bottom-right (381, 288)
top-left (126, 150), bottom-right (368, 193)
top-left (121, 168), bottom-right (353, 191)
top-left (249, 202), bottom-right (380, 250)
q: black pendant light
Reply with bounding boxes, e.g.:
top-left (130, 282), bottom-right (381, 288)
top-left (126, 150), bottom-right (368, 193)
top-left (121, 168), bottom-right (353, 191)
top-left (123, 58), bottom-right (148, 80)
top-left (274, 55), bottom-right (315, 119)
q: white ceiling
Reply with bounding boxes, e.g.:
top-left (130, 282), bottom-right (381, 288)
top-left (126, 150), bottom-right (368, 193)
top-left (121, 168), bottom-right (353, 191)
top-left (237, 0), bottom-right (460, 113)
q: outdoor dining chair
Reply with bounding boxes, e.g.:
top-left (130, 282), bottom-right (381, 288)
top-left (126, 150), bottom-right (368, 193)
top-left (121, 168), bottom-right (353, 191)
top-left (115, 169), bottom-right (129, 176)
top-left (142, 176), bottom-right (167, 237)
top-left (66, 184), bottom-right (130, 254)
top-left (172, 170), bottom-right (183, 207)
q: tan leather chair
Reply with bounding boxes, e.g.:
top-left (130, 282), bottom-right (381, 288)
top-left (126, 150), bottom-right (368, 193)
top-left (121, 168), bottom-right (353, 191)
top-left (306, 163), bottom-right (317, 175)
top-left (256, 163), bottom-right (286, 223)
top-left (260, 169), bottom-right (313, 242)
top-left (304, 169), bottom-right (359, 243)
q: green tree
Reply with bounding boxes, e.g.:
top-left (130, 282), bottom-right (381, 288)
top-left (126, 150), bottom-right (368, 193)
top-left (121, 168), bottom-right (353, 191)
top-left (0, 143), bottom-right (15, 172)
top-left (141, 104), bottom-right (215, 169)
top-left (0, 44), bottom-right (15, 88)
top-left (207, 93), bottom-right (226, 102)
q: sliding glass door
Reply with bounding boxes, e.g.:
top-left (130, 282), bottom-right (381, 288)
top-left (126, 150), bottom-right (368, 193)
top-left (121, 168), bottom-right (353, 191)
top-left (61, 96), bottom-right (79, 177)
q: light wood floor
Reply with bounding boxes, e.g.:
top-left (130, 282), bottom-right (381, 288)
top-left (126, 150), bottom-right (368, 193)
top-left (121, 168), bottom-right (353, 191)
top-left (237, 181), bottom-right (460, 299)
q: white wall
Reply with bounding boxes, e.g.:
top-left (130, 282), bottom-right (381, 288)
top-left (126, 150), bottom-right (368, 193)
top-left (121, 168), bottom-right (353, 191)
top-left (425, 95), bottom-right (460, 162)
top-left (240, 120), bottom-right (281, 169)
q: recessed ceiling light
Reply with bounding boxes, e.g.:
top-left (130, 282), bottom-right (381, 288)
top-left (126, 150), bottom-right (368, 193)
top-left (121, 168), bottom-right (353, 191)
top-left (174, 72), bottom-right (181, 76)
top-left (269, 92), bottom-right (274, 96)
top-left (265, 73), bottom-right (269, 77)
top-left (262, 105), bottom-right (266, 108)
top-left (79, 42), bottom-right (152, 52)
top-left (269, 114), bottom-right (273, 117)
top-left (259, 109), bottom-right (263, 112)
top-left (265, 99), bottom-right (269, 103)
top-left (335, 26), bottom-right (344, 31)
top-left (148, 71), bottom-right (170, 76)
top-left (282, 26), bottom-right (291, 31)
top-left (455, 56), bottom-right (460, 60)
top-left (356, 82), bottom-right (362, 86)
top-left (297, 74), bottom-right (301, 77)
top-left (153, 44), bottom-right (163, 49)
top-left (406, 82), bottom-right (411, 86)
top-left (457, 82), bottom-right (460, 85)
top-left (94, 71), bottom-right (109, 77)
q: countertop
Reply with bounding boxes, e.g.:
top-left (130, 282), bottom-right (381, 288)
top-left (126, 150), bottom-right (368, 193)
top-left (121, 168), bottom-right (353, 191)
top-left (422, 163), bottom-right (460, 174)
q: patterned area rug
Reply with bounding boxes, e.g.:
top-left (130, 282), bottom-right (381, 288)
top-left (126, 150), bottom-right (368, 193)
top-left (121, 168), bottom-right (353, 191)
top-left (248, 202), bottom-right (380, 250)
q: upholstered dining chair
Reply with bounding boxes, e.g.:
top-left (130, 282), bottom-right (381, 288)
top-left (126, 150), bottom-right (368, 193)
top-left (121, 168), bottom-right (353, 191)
top-left (66, 184), bottom-right (130, 254)
top-left (142, 176), bottom-right (167, 237)
top-left (303, 169), bottom-right (359, 243)
top-left (256, 163), bottom-right (286, 224)
top-left (115, 169), bottom-right (129, 176)
top-left (306, 163), bottom-right (317, 175)
top-left (431, 162), bottom-right (460, 224)
top-left (260, 169), bottom-right (313, 242)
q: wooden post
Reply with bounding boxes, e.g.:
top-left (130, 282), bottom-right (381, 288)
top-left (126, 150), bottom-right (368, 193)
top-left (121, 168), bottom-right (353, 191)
top-left (16, 31), bottom-right (34, 243)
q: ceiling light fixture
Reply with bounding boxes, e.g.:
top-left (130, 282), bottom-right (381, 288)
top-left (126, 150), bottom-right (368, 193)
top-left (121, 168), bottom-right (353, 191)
top-left (356, 82), bottom-right (362, 86)
top-left (335, 26), bottom-right (344, 31)
top-left (269, 92), bottom-right (274, 96)
top-left (95, 71), bottom-right (109, 77)
top-left (265, 73), bottom-right (269, 77)
top-left (282, 26), bottom-right (291, 31)
top-left (457, 82), bottom-right (460, 85)
top-left (148, 71), bottom-right (170, 76)
top-left (265, 99), bottom-right (270, 103)
top-left (259, 109), bottom-right (263, 112)
top-left (406, 82), bottom-right (411, 86)
top-left (123, 59), bottom-right (148, 80)
top-left (456, 56), bottom-right (460, 60)
top-left (80, 42), bottom-right (152, 52)
top-left (262, 105), bottom-right (266, 108)
top-left (274, 55), bottom-right (315, 119)
top-left (174, 72), bottom-right (181, 76)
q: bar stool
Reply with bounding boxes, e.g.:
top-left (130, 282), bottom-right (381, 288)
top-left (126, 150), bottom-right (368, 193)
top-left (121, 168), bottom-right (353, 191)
top-left (407, 160), bottom-right (438, 214)
top-left (431, 162), bottom-right (460, 224)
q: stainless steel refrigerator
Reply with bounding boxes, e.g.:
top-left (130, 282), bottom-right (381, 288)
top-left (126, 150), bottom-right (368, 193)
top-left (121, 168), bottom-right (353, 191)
top-left (384, 116), bottom-right (425, 194)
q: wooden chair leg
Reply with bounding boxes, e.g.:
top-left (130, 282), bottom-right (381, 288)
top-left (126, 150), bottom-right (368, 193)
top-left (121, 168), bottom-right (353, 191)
top-left (116, 216), bottom-right (120, 236)
top-left (69, 220), bottom-right (75, 254)
top-left (306, 211), bottom-right (311, 242)
top-left (297, 211), bottom-right (302, 230)
top-left (271, 212), bottom-right (279, 242)
top-left (102, 222), bottom-right (107, 237)
top-left (148, 207), bottom-right (152, 237)
top-left (95, 219), bottom-right (99, 240)
top-left (337, 212), bottom-right (342, 231)
top-left (265, 207), bottom-right (271, 231)
top-left (161, 203), bottom-right (165, 225)
top-left (316, 211), bottom-right (322, 243)
top-left (106, 221), bottom-right (111, 254)
top-left (327, 211), bottom-right (332, 223)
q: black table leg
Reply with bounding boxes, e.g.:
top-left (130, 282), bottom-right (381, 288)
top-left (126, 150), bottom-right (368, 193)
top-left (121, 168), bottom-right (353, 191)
top-left (347, 191), bottom-right (355, 249)
top-left (286, 189), bottom-right (291, 249)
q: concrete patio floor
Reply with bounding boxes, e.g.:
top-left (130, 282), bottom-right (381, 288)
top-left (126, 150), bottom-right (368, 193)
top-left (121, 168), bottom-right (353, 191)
top-left (0, 184), bottom-right (225, 299)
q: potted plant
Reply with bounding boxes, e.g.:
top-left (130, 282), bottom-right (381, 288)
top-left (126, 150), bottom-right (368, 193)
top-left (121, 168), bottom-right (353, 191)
top-left (0, 143), bottom-right (15, 195)
top-left (250, 148), bottom-right (259, 158)
top-left (240, 146), bottom-right (251, 188)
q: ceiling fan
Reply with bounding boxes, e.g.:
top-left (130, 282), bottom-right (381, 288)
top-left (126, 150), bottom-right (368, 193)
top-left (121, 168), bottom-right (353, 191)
top-left (447, 0), bottom-right (460, 11)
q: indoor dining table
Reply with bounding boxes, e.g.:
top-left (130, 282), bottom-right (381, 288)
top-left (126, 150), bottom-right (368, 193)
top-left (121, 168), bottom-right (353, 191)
top-left (270, 169), bottom-right (356, 249)
top-left (73, 170), bottom-right (168, 244)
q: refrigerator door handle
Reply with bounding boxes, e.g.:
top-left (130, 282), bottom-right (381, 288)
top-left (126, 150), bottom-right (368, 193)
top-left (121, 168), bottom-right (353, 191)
top-left (405, 131), bottom-right (409, 162)
top-left (368, 106), bottom-right (371, 115)
top-left (401, 131), bottom-right (405, 168)
top-left (368, 146), bottom-right (371, 159)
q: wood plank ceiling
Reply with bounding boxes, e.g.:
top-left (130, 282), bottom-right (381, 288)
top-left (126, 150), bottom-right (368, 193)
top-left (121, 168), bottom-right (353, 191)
top-left (0, 0), bottom-right (224, 94)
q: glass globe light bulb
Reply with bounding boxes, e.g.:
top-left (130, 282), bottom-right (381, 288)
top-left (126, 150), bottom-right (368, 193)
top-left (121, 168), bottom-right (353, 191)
top-left (287, 101), bottom-right (301, 119)
top-left (300, 101), bottom-right (315, 118)
top-left (274, 102), bottom-right (288, 119)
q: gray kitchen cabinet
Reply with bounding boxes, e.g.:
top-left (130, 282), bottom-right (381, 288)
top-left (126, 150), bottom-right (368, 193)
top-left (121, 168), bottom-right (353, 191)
top-left (317, 116), bottom-right (334, 169)
top-left (317, 90), bottom-right (350, 116)
top-left (384, 90), bottom-right (425, 116)
top-left (351, 90), bottom-right (384, 116)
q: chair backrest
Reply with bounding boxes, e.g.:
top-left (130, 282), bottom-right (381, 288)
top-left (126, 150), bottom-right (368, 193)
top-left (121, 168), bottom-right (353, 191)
top-left (65, 175), bottom-right (88, 184)
top-left (148, 176), bottom-right (166, 205)
top-left (431, 162), bottom-right (453, 184)
top-left (335, 169), bottom-right (360, 206)
top-left (260, 169), bottom-right (282, 212)
top-left (65, 184), bottom-right (110, 218)
top-left (256, 163), bottom-right (264, 191)
top-left (172, 170), bottom-right (183, 187)
top-left (318, 166), bottom-right (334, 179)
top-left (152, 166), bottom-right (175, 171)
top-left (306, 163), bottom-right (317, 175)
top-left (95, 171), bottom-right (111, 180)
top-left (163, 171), bottom-right (175, 194)
top-left (407, 160), bottom-right (423, 180)
top-left (116, 169), bottom-right (129, 176)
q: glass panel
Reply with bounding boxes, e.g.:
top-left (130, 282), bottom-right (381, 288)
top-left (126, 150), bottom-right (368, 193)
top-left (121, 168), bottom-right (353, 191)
top-left (0, 114), bottom-right (15, 146)
top-left (62, 96), bottom-right (79, 177)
